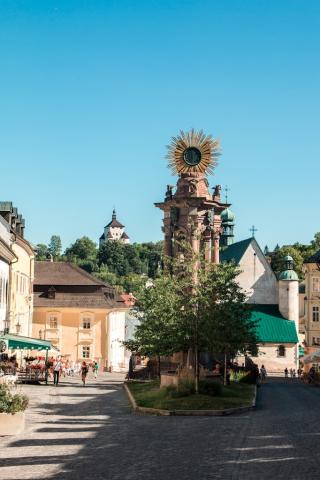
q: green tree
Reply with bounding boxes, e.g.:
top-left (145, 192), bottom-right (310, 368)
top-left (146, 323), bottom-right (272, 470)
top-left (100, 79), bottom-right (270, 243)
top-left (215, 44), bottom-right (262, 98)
top-left (271, 245), bottom-right (304, 279)
top-left (125, 244), bottom-right (258, 389)
top-left (65, 236), bottom-right (97, 261)
top-left (123, 274), bottom-right (183, 377)
top-left (48, 235), bottom-right (62, 260)
top-left (174, 251), bottom-right (258, 388)
top-left (311, 232), bottom-right (320, 253)
top-left (98, 241), bottom-right (130, 276)
top-left (35, 243), bottom-right (48, 261)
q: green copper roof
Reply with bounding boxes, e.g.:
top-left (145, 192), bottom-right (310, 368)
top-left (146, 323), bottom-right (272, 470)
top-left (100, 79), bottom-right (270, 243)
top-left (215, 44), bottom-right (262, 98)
top-left (221, 208), bottom-right (235, 223)
top-left (251, 304), bottom-right (298, 344)
top-left (220, 237), bottom-right (253, 264)
top-left (279, 269), bottom-right (299, 281)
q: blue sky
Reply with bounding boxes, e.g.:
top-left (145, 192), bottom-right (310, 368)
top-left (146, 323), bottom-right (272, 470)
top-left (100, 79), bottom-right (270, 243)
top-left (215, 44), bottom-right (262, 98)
top-left (0, 0), bottom-right (319, 250)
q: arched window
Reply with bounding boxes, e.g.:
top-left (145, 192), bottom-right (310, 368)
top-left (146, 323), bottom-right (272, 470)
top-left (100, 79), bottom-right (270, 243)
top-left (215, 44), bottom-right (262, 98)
top-left (277, 345), bottom-right (286, 357)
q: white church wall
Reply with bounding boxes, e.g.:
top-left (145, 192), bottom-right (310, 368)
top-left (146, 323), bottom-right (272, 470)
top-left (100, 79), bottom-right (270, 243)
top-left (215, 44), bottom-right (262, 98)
top-left (107, 310), bottom-right (127, 372)
top-left (237, 344), bottom-right (297, 373)
top-left (238, 242), bottom-right (278, 304)
top-left (279, 280), bottom-right (299, 331)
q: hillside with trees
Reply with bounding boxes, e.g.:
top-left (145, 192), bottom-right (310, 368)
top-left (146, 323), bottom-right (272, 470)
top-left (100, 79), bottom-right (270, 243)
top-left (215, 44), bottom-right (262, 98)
top-left (35, 235), bottom-right (163, 294)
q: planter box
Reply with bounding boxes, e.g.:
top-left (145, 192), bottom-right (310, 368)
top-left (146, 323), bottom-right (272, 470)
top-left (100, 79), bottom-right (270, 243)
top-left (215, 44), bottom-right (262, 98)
top-left (0, 412), bottom-right (25, 436)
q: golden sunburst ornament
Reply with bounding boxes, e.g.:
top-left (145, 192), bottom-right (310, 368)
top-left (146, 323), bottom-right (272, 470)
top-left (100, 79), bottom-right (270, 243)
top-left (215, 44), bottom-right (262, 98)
top-left (166, 129), bottom-right (220, 175)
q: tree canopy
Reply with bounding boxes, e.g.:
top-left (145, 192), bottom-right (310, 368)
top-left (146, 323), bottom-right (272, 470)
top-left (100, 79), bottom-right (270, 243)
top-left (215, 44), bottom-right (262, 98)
top-left (124, 244), bottom-right (258, 387)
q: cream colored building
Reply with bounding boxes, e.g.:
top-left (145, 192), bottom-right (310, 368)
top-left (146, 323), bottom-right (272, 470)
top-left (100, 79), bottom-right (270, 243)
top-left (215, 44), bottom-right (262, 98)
top-left (9, 236), bottom-right (34, 337)
top-left (0, 215), bottom-right (16, 333)
top-left (0, 203), bottom-right (34, 336)
top-left (32, 261), bottom-right (129, 370)
top-left (299, 250), bottom-right (320, 358)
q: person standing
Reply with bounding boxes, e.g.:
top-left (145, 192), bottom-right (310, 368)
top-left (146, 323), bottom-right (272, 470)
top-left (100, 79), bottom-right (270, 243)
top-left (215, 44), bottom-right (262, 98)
top-left (93, 361), bottom-right (99, 379)
top-left (260, 365), bottom-right (267, 382)
top-left (53, 357), bottom-right (62, 386)
top-left (284, 367), bottom-right (288, 378)
top-left (81, 361), bottom-right (89, 386)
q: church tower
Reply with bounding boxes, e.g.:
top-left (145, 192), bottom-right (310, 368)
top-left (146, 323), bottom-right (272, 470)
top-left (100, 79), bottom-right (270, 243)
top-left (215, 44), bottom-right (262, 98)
top-left (99, 209), bottom-right (130, 246)
top-left (155, 130), bottom-right (228, 263)
top-left (220, 208), bottom-right (235, 247)
top-left (278, 255), bottom-right (299, 367)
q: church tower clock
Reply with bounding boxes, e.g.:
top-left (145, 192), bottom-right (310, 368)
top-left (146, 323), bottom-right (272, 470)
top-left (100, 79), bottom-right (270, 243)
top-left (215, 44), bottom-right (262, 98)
top-left (155, 129), bottom-right (229, 263)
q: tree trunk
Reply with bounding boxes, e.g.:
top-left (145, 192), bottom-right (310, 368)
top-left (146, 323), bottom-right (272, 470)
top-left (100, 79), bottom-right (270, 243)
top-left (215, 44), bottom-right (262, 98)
top-left (224, 352), bottom-right (227, 386)
top-left (195, 347), bottom-right (199, 394)
top-left (157, 355), bottom-right (161, 379)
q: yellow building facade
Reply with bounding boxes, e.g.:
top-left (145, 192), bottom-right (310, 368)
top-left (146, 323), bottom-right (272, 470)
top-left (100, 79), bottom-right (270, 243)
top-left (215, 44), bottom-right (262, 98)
top-left (299, 250), bottom-right (320, 357)
top-left (32, 261), bottom-right (128, 369)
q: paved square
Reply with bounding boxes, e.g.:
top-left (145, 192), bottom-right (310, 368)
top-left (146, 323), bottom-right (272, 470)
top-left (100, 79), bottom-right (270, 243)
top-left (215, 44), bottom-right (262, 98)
top-left (0, 374), bottom-right (319, 479)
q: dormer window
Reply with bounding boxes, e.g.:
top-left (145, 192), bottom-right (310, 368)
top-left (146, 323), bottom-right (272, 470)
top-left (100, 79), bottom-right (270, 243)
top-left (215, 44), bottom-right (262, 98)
top-left (48, 286), bottom-right (56, 299)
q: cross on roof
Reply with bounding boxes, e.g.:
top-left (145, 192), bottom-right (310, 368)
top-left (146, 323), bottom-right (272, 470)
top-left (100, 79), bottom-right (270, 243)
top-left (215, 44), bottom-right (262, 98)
top-left (250, 225), bottom-right (258, 237)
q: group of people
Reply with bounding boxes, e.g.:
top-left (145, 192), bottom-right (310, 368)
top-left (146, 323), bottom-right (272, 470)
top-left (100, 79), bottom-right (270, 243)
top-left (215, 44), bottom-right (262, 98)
top-left (51, 358), bottom-right (99, 386)
top-left (284, 367), bottom-right (302, 378)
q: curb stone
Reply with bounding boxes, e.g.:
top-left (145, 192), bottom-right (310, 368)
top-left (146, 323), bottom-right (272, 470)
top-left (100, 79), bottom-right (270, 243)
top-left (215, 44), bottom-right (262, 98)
top-left (124, 382), bottom-right (257, 417)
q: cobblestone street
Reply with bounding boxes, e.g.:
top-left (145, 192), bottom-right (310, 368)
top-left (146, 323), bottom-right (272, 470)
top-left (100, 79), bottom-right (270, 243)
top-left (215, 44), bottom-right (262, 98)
top-left (1, 374), bottom-right (320, 479)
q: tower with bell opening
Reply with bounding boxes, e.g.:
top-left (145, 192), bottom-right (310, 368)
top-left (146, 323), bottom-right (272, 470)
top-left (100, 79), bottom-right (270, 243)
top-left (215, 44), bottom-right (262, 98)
top-left (155, 130), bottom-right (229, 263)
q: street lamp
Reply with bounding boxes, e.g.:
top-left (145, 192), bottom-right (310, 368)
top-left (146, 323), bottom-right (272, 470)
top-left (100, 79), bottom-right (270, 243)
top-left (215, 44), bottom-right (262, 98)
top-left (3, 318), bottom-right (10, 335)
top-left (15, 321), bottom-right (21, 334)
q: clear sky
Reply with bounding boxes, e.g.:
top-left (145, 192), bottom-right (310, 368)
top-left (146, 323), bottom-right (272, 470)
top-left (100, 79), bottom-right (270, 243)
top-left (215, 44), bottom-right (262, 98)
top-left (1, 0), bottom-right (319, 251)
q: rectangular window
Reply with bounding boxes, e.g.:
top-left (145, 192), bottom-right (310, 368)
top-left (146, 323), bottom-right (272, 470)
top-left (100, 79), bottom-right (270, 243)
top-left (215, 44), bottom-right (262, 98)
top-left (82, 318), bottom-right (91, 329)
top-left (313, 307), bottom-right (319, 322)
top-left (313, 277), bottom-right (320, 292)
top-left (82, 346), bottom-right (90, 358)
top-left (49, 316), bottom-right (58, 329)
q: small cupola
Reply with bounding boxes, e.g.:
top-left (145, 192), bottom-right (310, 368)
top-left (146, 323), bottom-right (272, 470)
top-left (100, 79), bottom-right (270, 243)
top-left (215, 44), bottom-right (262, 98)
top-left (279, 255), bottom-right (299, 281)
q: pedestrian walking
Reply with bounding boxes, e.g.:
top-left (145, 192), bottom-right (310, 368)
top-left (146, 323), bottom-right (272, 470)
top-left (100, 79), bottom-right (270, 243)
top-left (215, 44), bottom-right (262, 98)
top-left (93, 361), bottom-right (99, 379)
top-left (260, 365), bottom-right (267, 382)
top-left (293, 369), bottom-right (296, 378)
top-left (284, 367), bottom-right (288, 378)
top-left (53, 357), bottom-right (62, 386)
top-left (81, 361), bottom-right (89, 386)
top-left (297, 367), bottom-right (302, 378)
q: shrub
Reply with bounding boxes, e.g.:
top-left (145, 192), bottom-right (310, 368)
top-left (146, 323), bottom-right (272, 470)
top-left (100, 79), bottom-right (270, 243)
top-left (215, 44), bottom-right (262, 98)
top-left (230, 370), bottom-right (246, 382)
top-left (0, 385), bottom-right (29, 414)
top-left (199, 380), bottom-right (222, 396)
top-left (166, 378), bottom-right (195, 398)
top-left (239, 371), bottom-right (257, 384)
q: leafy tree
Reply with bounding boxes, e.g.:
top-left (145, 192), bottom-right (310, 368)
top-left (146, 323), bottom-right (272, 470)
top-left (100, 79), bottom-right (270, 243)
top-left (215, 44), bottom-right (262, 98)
top-left (35, 243), bottom-right (48, 261)
top-left (174, 251), bottom-right (258, 388)
top-left (270, 245), bottom-right (304, 279)
top-left (48, 235), bottom-right (62, 260)
top-left (98, 241), bottom-right (130, 276)
top-left (125, 244), bottom-right (258, 389)
top-left (65, 236), bottom-right (97, 261)
top-left (123, 274), bottom-right (183, 377)
top-left (311, 232), bottom-right (320, 253)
